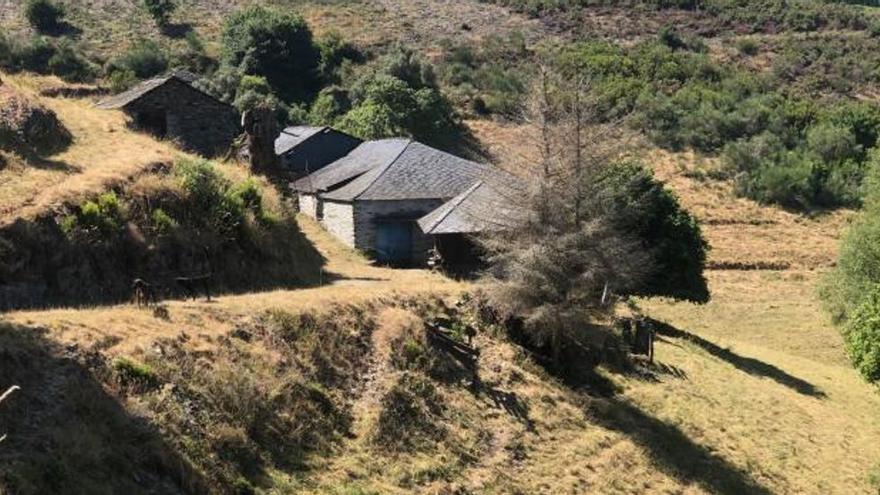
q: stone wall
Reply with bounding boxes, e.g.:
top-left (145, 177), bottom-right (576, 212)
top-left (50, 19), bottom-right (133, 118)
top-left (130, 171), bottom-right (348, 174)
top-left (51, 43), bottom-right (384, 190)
top-left (320, 198), bottom-right (447, 265)
top-left (124, 79), bottom-right (240, 157)
top-left (322, 200), bottom-right (356, 247)
top-left (299, 193), bottom-right (319, 219)
top-left (353, 199), bottom-right (443, 264)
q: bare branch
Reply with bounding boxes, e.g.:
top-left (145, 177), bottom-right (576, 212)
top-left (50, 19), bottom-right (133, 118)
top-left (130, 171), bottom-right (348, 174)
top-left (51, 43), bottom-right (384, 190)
top-left (0, 385), bottom-right (20, 445)
top-left (0, 385), bottom-right (19, 405)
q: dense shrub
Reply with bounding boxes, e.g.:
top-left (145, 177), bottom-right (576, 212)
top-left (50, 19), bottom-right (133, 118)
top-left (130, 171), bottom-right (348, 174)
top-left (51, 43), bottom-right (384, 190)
top-left (221, 6), bottom-right (321, 103)
top-left (485, 0), bottom-right (868, 33)
top-left (107, 41), bottom-right (168, 80)
top-left (47, 39), bottom-right (97, 82)
top-left (150, 208), bottom-right (177, 234)
top-left (842, 286), bottom-right (880, 383)
top-left (596, 162), bottom-right (709, 302)
top-left (736, 38), bottom-right (760, 56)
top-left (552, 38), bottom-right (880, 210)
top-left (438, 33), bottom-right (530, 117)
top-left (62, 192), bottom-right (125, 241)
top-left (142, 0), bottom-right (176, 26)
top-left (24, 0), bottom-right (65, 34)
top-left (113, 357), bottom-right (160, 392)
top-left (172, 158), bottom-right (276, 235)
top-left (336, 47), bottom-right (460, 147)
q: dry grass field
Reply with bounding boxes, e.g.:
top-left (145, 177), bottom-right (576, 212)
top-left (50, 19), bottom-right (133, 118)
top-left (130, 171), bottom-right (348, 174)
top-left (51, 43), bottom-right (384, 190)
top-left (0, 72), bottom-right (180, 226)
top-left (1, 1), bottom-right (879, 491)
top-left (3, 139), bottom-right (879, 493)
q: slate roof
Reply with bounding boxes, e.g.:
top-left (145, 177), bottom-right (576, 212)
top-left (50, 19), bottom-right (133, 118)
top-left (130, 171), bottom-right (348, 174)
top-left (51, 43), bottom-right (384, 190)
top-left (322, 140), bottom-right (491, 202)
top-left (275, 126), bottom-right (328, 155)
top-left (418, 171), bottom-right (526, 234)
top-left (96, 70), bottom-right (204, 110)
top-left (292, 138), bottom-right (411, 194)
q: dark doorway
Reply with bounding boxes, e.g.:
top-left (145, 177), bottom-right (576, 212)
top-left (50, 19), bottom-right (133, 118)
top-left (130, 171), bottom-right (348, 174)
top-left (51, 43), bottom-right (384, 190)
top-left (375, 221), bottom-right (413, 265)
top-left (135, 110), bottom-right (168, 138)
top-left (435, 233), bottom-right (484, 275)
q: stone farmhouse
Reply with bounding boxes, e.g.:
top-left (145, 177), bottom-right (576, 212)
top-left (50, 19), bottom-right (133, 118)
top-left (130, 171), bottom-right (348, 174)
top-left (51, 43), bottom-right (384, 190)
top-left (97, 71), bottom-right (240, 157)
top-left (275, 126), bottom-right (362, 176)
top-left (293, 137), bottom-right (518, 266)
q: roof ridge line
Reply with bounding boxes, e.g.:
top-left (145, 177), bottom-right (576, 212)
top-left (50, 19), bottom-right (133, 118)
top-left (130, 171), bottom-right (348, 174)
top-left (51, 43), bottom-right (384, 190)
top-left (352, 138), bottom-right (413, 200)
top-left (425, 180), bottom-right (483, 233)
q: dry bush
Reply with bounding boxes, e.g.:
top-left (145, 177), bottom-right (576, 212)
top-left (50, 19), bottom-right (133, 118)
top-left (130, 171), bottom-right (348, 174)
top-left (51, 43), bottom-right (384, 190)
top-left (0, 85), bottom-right (71, 155)
top-left (126, 304), bottom-right (380, 490)
top-left (371, 372), bottom-right (446, 452)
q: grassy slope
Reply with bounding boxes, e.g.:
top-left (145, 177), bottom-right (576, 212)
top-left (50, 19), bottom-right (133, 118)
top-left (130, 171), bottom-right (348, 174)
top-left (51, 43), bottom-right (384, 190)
top-left (0, 73), bottom-right (180, 226)
top-left (0, 1), bottom-right (879, 493)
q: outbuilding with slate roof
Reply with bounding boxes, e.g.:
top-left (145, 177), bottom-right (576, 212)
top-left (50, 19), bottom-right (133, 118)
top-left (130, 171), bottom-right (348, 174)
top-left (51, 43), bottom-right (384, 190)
top-left (293, 138), bottom-right (495, 265)
top-left (275, 126), bottom-right (361, 176)
top-left (97, 71), bottom-right (240, 157)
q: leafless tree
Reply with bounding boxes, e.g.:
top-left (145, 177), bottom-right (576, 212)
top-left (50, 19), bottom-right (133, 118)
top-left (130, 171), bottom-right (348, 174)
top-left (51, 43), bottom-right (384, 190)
top-left (480, 66), bottom-right (651, 365)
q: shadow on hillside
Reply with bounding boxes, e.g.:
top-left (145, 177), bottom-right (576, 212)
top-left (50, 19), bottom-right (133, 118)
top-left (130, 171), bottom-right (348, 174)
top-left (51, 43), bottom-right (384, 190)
top-left (0, 322), bottom-right (207, 494)
top-left (0, 206), bottom-right (328, 311)
top-left (649, 318), bottom-right (826, 398)
top-left (21, 152), bottom-right (81, 172)
top-left (160, 22), bottom-right (193, 39)
top-left (42, 21), bottom-right (82, 38)
top-left (587, 397), bottom-right (772, 495)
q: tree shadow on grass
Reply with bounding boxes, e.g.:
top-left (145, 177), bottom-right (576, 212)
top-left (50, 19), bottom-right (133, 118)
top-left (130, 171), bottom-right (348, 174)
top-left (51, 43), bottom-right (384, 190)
top-left (587, 397), bottom-right (773, 495)
top-left (648, 318), bottom-right (826, 398)
top-left (0, 322), bottom-right (207, 494)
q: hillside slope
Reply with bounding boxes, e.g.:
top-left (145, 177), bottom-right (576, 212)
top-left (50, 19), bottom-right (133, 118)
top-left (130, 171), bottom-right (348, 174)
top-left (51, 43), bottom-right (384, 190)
top-left (3, 223), bottom-right (879, 494)
top-left (1, 1), bottom-right (879, 493)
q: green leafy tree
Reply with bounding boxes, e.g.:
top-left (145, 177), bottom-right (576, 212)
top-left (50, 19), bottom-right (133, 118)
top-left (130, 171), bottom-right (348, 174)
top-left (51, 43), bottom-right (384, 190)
top-left (595, 162), bottom-right (709, 303)
top-left (843, 286), bottom-right (880, 383)
top-left (338, 48), bottom-right (459, 147)
top-left (821, 156), bottom-right (880, 322)
top-left (309, 86), bottom-right (351, 125)
top-left (221, 6), bottom-right (320, 103)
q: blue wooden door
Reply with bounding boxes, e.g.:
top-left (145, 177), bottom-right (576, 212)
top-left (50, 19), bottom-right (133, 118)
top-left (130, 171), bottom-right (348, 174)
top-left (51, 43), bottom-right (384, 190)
top-left (375, 221), bottom-right (412, 264)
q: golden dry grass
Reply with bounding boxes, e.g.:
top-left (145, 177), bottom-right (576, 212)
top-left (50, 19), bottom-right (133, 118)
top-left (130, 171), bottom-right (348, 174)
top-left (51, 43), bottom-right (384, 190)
top-left (3, 213), bottom-right (463, 357)
top-left (0, 65), bottom-right (876, 495)
top-left (0, 72), bottom-right (181, 225)
top-left (469, 119), bottom-right (855, 270)
top-left (292, 268), bottom-right (880, 494)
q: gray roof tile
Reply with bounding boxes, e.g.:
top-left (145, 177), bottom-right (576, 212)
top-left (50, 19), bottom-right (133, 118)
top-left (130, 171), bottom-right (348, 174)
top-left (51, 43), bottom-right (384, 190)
top-left (322, 141), bottom-right (491, 201)
top-left (292, 138), bottom-right (410, 194)
top-left (275, 126), bottom-right (327, 155)
top-left (418, 170), bottom-right (525, 234)
top-left (96, 70), bottom-right (209, 110)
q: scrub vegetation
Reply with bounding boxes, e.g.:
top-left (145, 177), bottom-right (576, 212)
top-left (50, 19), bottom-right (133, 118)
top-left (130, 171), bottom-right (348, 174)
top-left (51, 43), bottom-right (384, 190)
top-left (1, 0), bottom-right (880, 493)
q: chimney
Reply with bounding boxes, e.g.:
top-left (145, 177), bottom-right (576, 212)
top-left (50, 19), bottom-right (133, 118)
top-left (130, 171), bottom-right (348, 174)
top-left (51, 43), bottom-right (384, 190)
top-left (242, 106), bottom-right (279, 172)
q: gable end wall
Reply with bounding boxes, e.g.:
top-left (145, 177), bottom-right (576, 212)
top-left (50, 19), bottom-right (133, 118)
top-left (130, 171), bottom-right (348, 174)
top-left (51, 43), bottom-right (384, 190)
top-left (124, 80), bottom-right (241, 157)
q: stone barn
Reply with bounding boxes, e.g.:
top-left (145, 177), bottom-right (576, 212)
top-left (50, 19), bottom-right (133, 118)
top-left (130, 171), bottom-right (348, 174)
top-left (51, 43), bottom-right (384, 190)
top-left (97, 71), bottom-right (240, 157)
top-left (275, 126), bottom-right (361, 176)
top-left (418, 176), bottom-right (524, 271)
top-left (293, 138), bottom-right (493, 266)
top-left (293, 139), bottom-right (413, 220)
